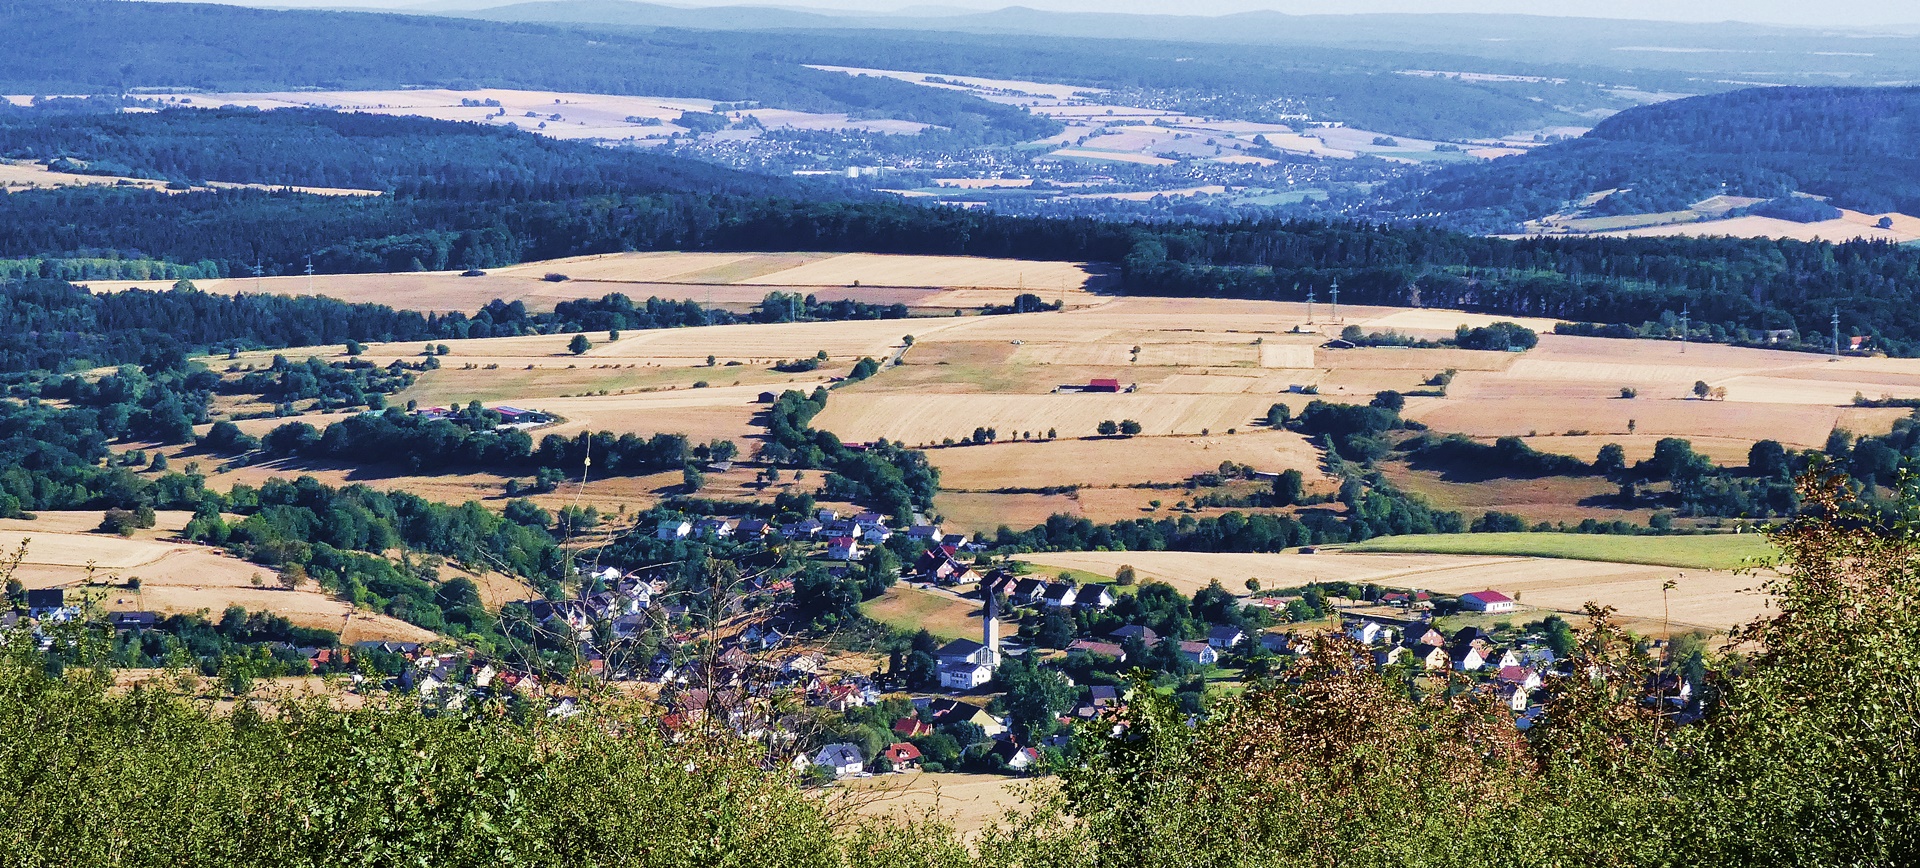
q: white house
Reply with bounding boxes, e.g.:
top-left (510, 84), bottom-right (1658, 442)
top-left (1041, 582), bottom-right (1079, 609)
top-left (1206, 625), bottom-right (1246, 649)
top-left (655, 520), bottom-right (692, 540)
top-left (1459, 589), bottom-right (1516, 614)
top-left (1346, 620), bottom-right (1395, 646)
top-left (940, 661), bottom-right (994, 691)
top-left (812, 743), bottom-right (865, 778)
top-left (827, 536), bottom-right (862, 561)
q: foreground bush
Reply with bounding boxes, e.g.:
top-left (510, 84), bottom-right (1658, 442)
top-left (2, 471), bottom-right (1916, 866)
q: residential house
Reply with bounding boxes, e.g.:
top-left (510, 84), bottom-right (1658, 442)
top-left (813, 743), bottom-right (866, 778)
top-left (1172, 640), bottom-right (1220, 667)
top-left (1041, 582), bottom-right (1079, 609)
top-left (1451, 644), bottom-right (1491, 672)
top-left (852, 512), bottom-right (892, 541)
top-left (741, 623), bottom-right (786, 651)
top-left (1075, 584), bottom-right (1117, 611)
top-left (1010, 578), bottom-right (1049, 605)
top-left (1107, 625), bottom-right (1159, 646)
top-left (25, 588), bottom-right (74, 620)
top-left (880, 743), bottom-right (922, 771)
top-left (925, 699), bottom-right (1006, 737)
top-left (1458, 589), bottom-right (1516, 614)
top-left (1262, 631), bottom-right (1308, 656)
top-left (826, 536), bottom-right (862, 561)
top-left (1494, 683), bottom-right (1532, 713)
top-left (1346, 620), bottom-right (1395, 646)
top-left (1066, 639), bottom-right (1125, 662)
top-left (780, 518), bottom-right (824, 539)
top-left (1404, 626), bottom-right (1447, 649)
top-left (906, 523), bottom-right (943, 542)
top-left (1372, 646), bottom-right (1411, 667)
top-left (990, 740), bottom-right (1041, 771)
top-left (656, 520), bottom-right (693, 540)
top-left (735, 518), bottom-right (771, 539)
top-left (893, 717), bottom-right (933, 738)
top-left (108, 611), bottom-right (158, 631)
top-left (1207, 625), bottom-right (1247, 650)
top-left (1416, 646), bottom-right (1451, 670)
top-left (694, 517), bottom-right (737, 539)
top-left (1496, 665), bottom-right (1543, 691)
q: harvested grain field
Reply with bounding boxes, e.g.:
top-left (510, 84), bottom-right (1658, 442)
top-left (0, 513), bottom-right (433, 643)
top-left (1023, 549), bottom-right (1772, 635)
top-left (842, 772), bottom-right (1032, 837)
top-left (815, 393), bottom-right (1278, 444)
top-left (929, 430), bottom-right (1326, 490)
top-left (89, 251), bottom-right (1108, 314)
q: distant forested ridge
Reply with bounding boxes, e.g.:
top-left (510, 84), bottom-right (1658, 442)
top-left (1366, 87), bottom-right (1920, 232)
top-left (0, 0), bottom-right (1054, 146)
top-left (10, 107), bottom-right (1920, 354)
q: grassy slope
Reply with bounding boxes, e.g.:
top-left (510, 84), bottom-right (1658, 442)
top-left (1344, 532), bottom-right (1775, 570)
top-left (859, 586), bottom-right (982, 641)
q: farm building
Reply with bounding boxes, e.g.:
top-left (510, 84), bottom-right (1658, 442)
top-left (1086, 378), bottom-right (1122, 393)
top-left (1459, 589), bottom-right (1517, 614)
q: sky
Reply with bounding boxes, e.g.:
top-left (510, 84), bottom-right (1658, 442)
top-left (150, 0), bottom-right (1920, 30)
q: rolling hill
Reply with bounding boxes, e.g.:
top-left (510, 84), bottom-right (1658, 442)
top-left (1363, 86), bottom-right (1920, 233)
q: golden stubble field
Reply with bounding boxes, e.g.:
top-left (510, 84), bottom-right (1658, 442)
top-left (1024, 550), bottom-right (1771, 636)
top-left (86, 251), bottom-right (1108, 315)
top-left (0, 512), bottom-right (434, 644)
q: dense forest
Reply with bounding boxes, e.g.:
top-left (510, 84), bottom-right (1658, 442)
top-left (0, 0), bottom-right (1053, 146)
top-left (1367, 86), bottom-right (1920, 231)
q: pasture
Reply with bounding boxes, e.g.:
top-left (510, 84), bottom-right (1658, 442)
top-left (859, 586), bottom-right (992, 642)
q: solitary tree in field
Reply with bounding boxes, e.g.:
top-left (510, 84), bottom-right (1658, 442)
top-left (1628, 419), bottom-right (1638, 435)
top-left (1619, 387), bottom-right (1637, 399)
top-left (569, 334), bottom-right (592, 355)
top-left (608, 329), bottom-right (620, 342)
top-left (1115, 564), bottom-right (1136, 586)
top-left (1273, 469), bottom-right (1305, 506)
top-left (1118, 420), bottom-right (1143, 436)
top-left (1693, 380), bottom-right (1711, 399)
top-left (344, 340), bottom-right (363, 356)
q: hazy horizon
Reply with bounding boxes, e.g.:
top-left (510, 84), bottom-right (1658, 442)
top-left (135, 0), bottom-right (1920, 31)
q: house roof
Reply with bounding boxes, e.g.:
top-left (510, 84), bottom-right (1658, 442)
top-left (1067, 640), bottom-right (1124, 659)
top-left (1108, 625), bottom-right (1158, 644)
top-left (1043, 582), bottom-right (1077, 601)
top-left (816, 743), bottom-right (864, 766)
top-left (1089, 378), bottom-right (1121, 388)
top-left (937, 638), bottom-right (986, 658)
top-left (883, 743), bottom-right (922, 763)
top-left (1207, 625), bottom-right (1245, 642)
top-left (1461, 589), bottom-right (1514, 605)
top-left (893, 717), bottom-right (933, 737)
top-left (1178, 640), bottom-right (1212, 654)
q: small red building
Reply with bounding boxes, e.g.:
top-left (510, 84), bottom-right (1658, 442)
top-left (1087, 378), bottom-right (1121, 392)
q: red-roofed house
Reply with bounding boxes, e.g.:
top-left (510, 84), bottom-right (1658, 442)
top-left (1086, 378), bottom-right (1121, 392)
top-left (1459, 589), bottom-right (1516, 614)
top-left (880, 743), bottom-right (923, 770)
top-left (893, 717), bottom-right (933, 738)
